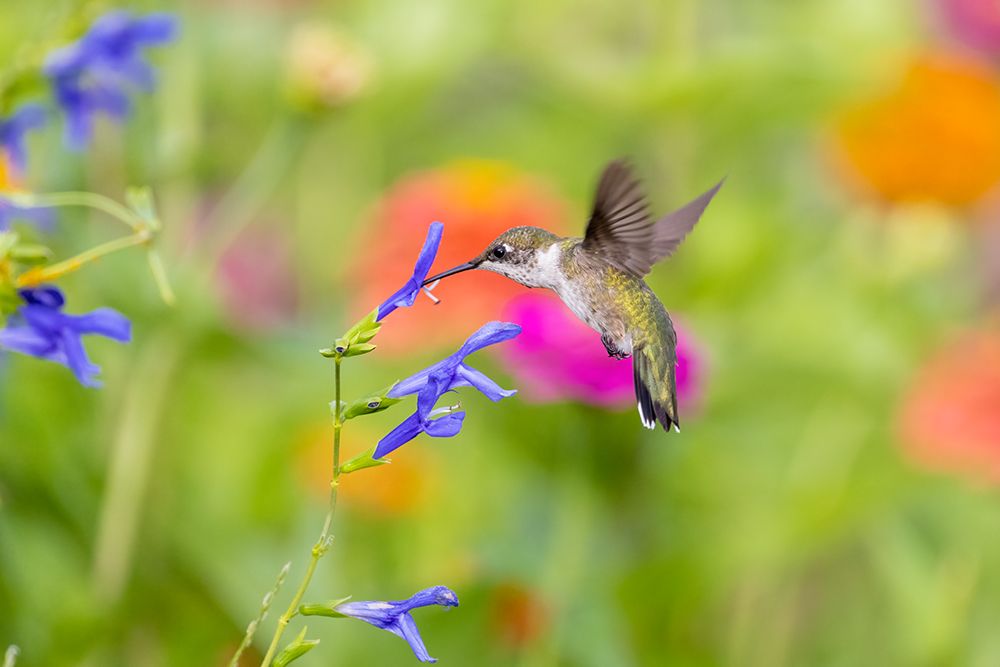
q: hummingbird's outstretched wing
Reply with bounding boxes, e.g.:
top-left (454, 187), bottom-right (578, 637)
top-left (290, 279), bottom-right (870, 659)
top-left (583, 160), bottom-right (722, 277)
top-left (648, 179), bottom-right (724, 266)
top-left (582, 160), bottom-right (655, 277)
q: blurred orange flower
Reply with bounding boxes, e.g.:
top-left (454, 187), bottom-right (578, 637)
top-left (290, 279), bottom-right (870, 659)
top-left (349, 160), bottom-right (570, 354)
top-left (897, 328), bottom-right (1000, 483)
top-left (296, 420), bottom-right (436, 516)
top-left (488, 582), bottom-right (549, 650)
top-left (836, 52), bottom-right (1000, 205)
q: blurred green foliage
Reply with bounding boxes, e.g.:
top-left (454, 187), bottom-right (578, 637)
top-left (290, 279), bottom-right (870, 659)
top-left (3, 0), bottom-right (999, 665)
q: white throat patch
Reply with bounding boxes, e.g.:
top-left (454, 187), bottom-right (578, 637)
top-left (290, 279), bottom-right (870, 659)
top-left (534, 243), bottom-right (563, 289)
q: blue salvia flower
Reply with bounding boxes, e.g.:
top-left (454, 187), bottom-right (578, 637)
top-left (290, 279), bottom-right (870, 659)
top-left (376, 221), bottom-right (443, 321)
top-left (0, 197), bottom-right (53, 232)
top-left (374, 321), bottom-right (520, 457)
top-left (0, 286), bottom-right (131, 387)
top-left (334, 586), bottom-right (459, 663)
top-left (43, 11), bottom-right (178, 149)
top-left (0, 104), bottom-right (46, 173)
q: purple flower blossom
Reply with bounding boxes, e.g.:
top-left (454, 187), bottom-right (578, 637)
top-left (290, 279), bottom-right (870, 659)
top-left (0, 104), bottom-right (46, 173)
top-left (374, 321), bottom-right (520, 457)
top-left (334, 586), bottom-right (459, 663)
top-left (43, 11), bottom-right (178, 149)
top-left (0, 286), bottom-right (131, 387)
top-left (0, 196), bottom-right (53, 232)
top-left (376, 221), bottom-right (443, 321)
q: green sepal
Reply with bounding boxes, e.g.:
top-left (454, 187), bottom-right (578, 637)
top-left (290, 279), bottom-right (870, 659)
top-left (273, 627), bottom-right (320, 667)
top-left (339, 445), bottom-right (390, 474)
top-left (342, 385), bottom-right (401, 420)
top-left (9, 243), bottom-right (53, 264)
top-left (343, 342), bottom-right (376, 357)
top-left (321, 309), bottom-right (380, 358)
top-left (125, 186), bottom-right (161, 232)
top-left (299, 596), bottom-right (353, 618)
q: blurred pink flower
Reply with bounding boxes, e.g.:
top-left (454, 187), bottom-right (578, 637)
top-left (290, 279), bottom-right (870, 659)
top-left (496, 292), bottom-right (702, 410)
top-left (938, 0), bottom-right (1000, 55)
top-left (215, 225), bottom-right (298, 333)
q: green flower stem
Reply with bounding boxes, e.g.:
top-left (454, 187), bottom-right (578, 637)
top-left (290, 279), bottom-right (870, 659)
top-left (7, 190), bottom-right (176, 304)
top-left (259, 357), bottom-right (343, 667)
top-left (93, 333), bottom-right (181, 603)
top-left (15, 191), bottom-right (144, 231)
top-left (16, 231), bottom-right (151, 287)
top-left (198, 114), bottom-right (311, 268)
top-left (145, 247), bottom-right (176, 306)
top-left (229, 561), bottom-right (291, 667)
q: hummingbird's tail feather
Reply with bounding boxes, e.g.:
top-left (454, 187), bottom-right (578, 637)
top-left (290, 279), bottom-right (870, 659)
top-left (633, 344), bottom-right (679, 433)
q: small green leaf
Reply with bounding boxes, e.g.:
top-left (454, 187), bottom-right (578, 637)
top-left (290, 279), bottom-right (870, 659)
top-left (9, 243), bottom-right (53, 264)
top-left (343, 342), bottom-right (376, 357)
top-left (273, 627), bottom-right (320, 667)
top-left (339, 446), bottom-right (390, 474)
top-left (299, 596), bottom-right (353, 618)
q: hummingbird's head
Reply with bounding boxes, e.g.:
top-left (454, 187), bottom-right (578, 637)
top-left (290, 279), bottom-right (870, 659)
top-left (422, 226), bottom-right (561, 288)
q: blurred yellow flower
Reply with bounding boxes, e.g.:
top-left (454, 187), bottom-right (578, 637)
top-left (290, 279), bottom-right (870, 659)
top-left (285, 24), bottom-right (372, 112)
top-left (0, 155), bottom-right (17, 192)
top-left (836, 52), bottom-right (1000, 205)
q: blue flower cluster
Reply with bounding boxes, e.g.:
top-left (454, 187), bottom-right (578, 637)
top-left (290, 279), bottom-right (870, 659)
top-left (43, 11), bottom-right (178, 149)
top-left (0, 196), bottom-right (51, 232)
top-left (375, 321), bottom-right (520, 457)
top-left (0, 11), bottom-right (177, 387)
top-left (376, 220), bottom-right (443, 321)
top-left (342, 224), bottom-right (519, 661)
top-left (0, 105), bottom-right (46, 173)
top-left (0, 287), bottom-right (130, 387)
top-left (334, 586), bottom-right (459, 663)
top-left (0, 10), bottom-right (177, 172)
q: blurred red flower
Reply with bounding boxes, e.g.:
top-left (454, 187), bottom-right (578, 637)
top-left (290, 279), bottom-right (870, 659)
top-left (497, 292), bottom-right (703, 411)
top-left (349, 160), bottom-right (570, 354)
top-left (836, 52), bottom-right (1000, 205)
top-left (938, 0), bottom-right (1000, 55)
top-left (488, 582), bottom-right (549, 650)
top-left (897, 328), bottom-right (1000, 483)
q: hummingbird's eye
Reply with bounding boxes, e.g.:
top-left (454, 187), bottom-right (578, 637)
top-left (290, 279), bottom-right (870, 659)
top-left (491, 246), bottom-right (506, 260)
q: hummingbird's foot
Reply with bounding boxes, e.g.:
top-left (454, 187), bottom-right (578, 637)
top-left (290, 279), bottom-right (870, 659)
top-left (601, 335), bottom-right (631, 360)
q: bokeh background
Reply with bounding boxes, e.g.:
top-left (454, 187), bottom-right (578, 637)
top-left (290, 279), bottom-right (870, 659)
top-left (4, 0), bottom-right (1000, 664)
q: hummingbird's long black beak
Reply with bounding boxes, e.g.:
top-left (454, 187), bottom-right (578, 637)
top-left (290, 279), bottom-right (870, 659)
top-left (421, 261), bottom-right (480, 286)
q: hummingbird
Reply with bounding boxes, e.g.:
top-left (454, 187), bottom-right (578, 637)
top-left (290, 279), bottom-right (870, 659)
top-left (422, 160), bottom-right (722, 432)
